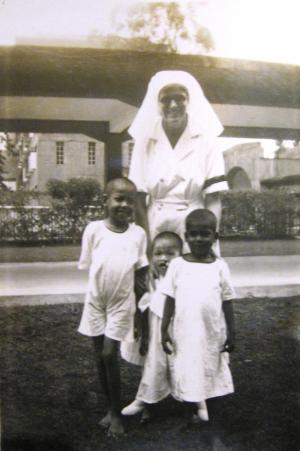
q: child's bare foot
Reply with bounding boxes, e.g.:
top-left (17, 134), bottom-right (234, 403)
top-left (107, 414), bottom-right (124, 437)
top-left (121, 399), bottom-right (145, 415)
top-left (99, 412), bottom-right (111, 429)
top-left (140, 406), bottom-right (151, 424)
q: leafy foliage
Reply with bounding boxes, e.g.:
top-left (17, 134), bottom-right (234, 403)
top-left (0, 190), bottom-right (298, 244)
top-left (0, 151), bottom-right (7, 190)
top-left (114, 2), bottom-right (214, 53)
top-left (220, 191), bottom-right (298, 239)
top-left (44, 178), bottom-right (103, 243)
top-left (0, 205), bottom-right (104, 244)
top-left (46, 177), bottom-right (102, 208)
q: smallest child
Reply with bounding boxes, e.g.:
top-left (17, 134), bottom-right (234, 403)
top-left (78, 177), bottom-right (148, 437)
top-left (121, 231), bottom-right (208, 421)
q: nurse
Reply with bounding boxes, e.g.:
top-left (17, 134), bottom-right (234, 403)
top-left (128, 70), bottom-right (228, 248)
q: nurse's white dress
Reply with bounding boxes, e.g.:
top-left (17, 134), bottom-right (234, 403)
top-left (161, 257), bottom-right (235, 403)
top-left (129, 119), bottom-right (228, 242)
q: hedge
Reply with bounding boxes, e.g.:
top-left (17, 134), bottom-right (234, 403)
top-left (0, 191), bottom-right (299, 243)
top-left (0, 206), bottom-right (104, 244)
top-left (220, 191), bottom-right (299, 239)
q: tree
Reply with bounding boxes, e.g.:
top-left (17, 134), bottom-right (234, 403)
top-left (113, 1), bottom-right (214, 54)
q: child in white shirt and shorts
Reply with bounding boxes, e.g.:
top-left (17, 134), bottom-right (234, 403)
top-left (78, 177), bottom-right (148, 437)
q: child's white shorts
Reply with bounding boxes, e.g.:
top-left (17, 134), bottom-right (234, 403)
top-left (78, 292), bottom-right (134, 342)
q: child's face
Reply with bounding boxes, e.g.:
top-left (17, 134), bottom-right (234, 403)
top-left (185, 221), bottom-right (216, 258)
top-left (106, 187), bottom-right (135, 227)
top-left (152, 237), bottom-right (181, 277)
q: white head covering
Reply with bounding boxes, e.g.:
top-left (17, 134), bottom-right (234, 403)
top-left (128, 70), bottom-right (223, 140)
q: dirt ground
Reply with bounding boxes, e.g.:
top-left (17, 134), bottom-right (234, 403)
top-left (0, 296), bottom-right (299, 451)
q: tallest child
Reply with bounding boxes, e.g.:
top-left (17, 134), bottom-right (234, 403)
top-left (78, 177), bottom-right (148, 437)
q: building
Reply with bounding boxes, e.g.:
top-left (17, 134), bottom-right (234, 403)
top-left (224, 142), bottom-right (300, 191)
top-left (23, 133), bottom-right (105, 191)
top-left (5, 132), bottom-right (300, 195)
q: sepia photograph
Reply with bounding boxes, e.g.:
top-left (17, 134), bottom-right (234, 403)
top-left (0, 1), bottom-right (299, 450)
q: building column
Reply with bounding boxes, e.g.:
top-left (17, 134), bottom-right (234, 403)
top-left (104, 132), bottom-right (128, 182)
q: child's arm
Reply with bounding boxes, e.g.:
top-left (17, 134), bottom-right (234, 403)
top-left (139, 309), bottom-right (149, 356)
top-left (222, 300), bottom-right (235, 353)
top-left (78, 223), bottom-right (93, 269)
top-left (134, 266), bottom-right (149, 340)
top-left (161, 296), bottom-right (175, 355)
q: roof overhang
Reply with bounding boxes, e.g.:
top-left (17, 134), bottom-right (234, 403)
top-left (0, 46), bottom-right (299, 139)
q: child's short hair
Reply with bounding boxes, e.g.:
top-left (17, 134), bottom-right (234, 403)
top-left (185, 209), bottom-right (217, 231)
top-left (105, 177), bottom-right (137, 196)
top-left (152, 231), bottom-right (183, 253)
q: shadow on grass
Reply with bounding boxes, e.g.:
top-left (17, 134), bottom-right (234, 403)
top-left (0, 297), bottom-right (299, 451)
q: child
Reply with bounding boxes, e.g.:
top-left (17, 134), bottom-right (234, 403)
top-left (121, 231), bottom-right (208, 421)
top-left (78, 177), bottom-right (148, 437)
top-left (161, 209), bottom-right (235, 442)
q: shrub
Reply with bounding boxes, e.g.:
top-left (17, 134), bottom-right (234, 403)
top-left (46, 179), bottom-right (66, 201)
top-left (220, 191), bottom-right (299, 239)
top-left (46, 177), bottom-right (102, 208)
top-left (0, 189), bottom-right (298, 244)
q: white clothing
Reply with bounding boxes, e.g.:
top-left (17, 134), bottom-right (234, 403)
top-left (121, 278), bottom-right (171, 404)
top-left (136, 310), bottom-right (171, 403)
top-left (161, 257), bottom-right (235, 403)
top-left (129, 70), bottom-right (223, 141)
top-left (129, 120), bottom-right (228, 241)
top-left (78, 220), bottom-right (148, 340)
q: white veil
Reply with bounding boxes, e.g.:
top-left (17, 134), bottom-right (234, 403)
top-left (128, 70), bottom-right (223, 140)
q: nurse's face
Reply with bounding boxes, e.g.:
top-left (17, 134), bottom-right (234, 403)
top-left (158, 84), bottom-right (188, 132)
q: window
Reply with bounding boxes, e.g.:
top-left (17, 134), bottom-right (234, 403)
top-left (56, 142), bottom-right (64, 165)
top-left (88, 142), bottom-right (96, 165)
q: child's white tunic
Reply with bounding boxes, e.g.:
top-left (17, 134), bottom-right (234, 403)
top-left (161, 257), bottom-right (235, 403)
top-left (78, 220), bottom-right (148, 341)
top-left (129, 121), bottom-right (228, 241)
top-left (121, 278), bottom-right (172, 403)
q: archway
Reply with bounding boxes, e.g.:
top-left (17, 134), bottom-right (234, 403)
top-left (227, 166), bottom-right (252, 190)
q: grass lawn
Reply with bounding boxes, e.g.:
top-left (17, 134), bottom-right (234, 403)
top-left (0, 296), bottom-right (299, 451)
top-left (0, 239), bottom-right (300, 264)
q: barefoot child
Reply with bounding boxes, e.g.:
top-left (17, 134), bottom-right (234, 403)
top-left (78, 177), bottom-right (148, 436)
top-left (121, 231), bottom-right (208, 421)
top-left (161, 209), bottom-right (235, 441)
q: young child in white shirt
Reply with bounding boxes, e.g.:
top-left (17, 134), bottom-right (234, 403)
top-left (161, 209), bottom-right (235, 444)
top-left (78, 177), bottom-right (148, 437)
top-left (121, 231), bottom-right (208, 422)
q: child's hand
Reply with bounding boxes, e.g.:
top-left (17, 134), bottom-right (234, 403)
top-left (221, 333), bottom-right (235, 353)
top-left (139, 337), bottom-right (149, 356)
top-left (162, 332), bottom-right (174, 355)
top-left (134, 310), bottom-right (142, 340)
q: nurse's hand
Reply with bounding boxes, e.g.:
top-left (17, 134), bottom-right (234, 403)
top-left (221, 333), bottom-right (235, 353)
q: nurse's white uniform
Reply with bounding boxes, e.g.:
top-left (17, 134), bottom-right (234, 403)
top-left (129, 120), bottom-right (228, 242)
top-left (128, 70), bottom-right (227, 246)
top-left (161, 257), bottom-right (235, 403)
